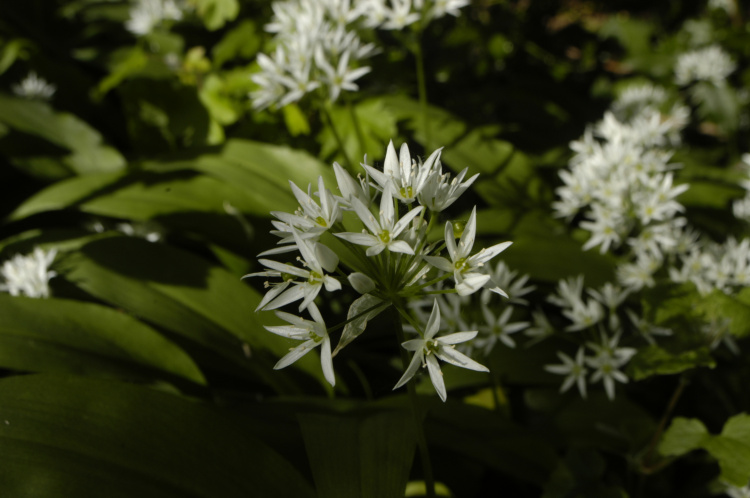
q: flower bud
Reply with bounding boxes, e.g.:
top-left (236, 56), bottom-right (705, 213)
top-left (348, 272), bottom-right (376, 294)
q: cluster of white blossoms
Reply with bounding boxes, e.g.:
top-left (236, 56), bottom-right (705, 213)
top-left (542, 276), bottom-right (647, 400)
top-left (669, 236), bottom-right (750, 296)
top-left (0, 248), bottom-right (57, 299)
top-left (674, 44), bottom-right (736, 86)
top-left (732, 154), bottom-right (750, 223)
top-left (554, 85), bottom-right (690, 291)
top-left (251, 0), bottom-right (470, 109)
top-left (126, 0), bottom-right (184, 36)
top-left (405, 260), bottom-right (534, 359)
top-left (247, 141), bottom-right (514, 401)
top-left (12, 72), bottom-right (56, 101)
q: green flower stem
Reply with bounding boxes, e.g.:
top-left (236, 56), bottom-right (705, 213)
top-left (346, 97), bottom-right (367, 160)
top-left (328, 301), bottom-right (390, 335)
top-left (392, 305), bottom-right (436, 498)
top-left (320, 103), bottom-right (353, 169)
top-left (405, 272), bottom-right (453, 294)
top-left (413, 36), bottom-right (430, 147)
top-left (422, 288), bottom-right (459, 296)
top-left (639, 374), bottom-right (690, 474)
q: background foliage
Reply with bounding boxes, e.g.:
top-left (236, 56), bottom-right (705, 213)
top-left (1, 0), bottom-right (749, 496)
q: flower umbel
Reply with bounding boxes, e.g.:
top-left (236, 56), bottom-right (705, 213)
top-left (0, 248), bottom-right (57, 299)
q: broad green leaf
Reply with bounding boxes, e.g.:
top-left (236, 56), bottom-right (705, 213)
top-left (299, 410), bottom-right (416, 498)
top-left (0, 294), bottom-right (205, 385)
top-left (283, 103), bottom-right (311, 136)
top-left (212, 19), bottom-right (260, 67)
top-left (381, 95), bottom-right (466, 153)
top-left (60, 237), bottom-right (326, 392)
top-left (697, 290), bottom-right (750, 338)
top-left (380, 95), bottom-right (520, 181)
top-left (9, 170), bottom-right (260, 226)
top-left (442, 125), bottom-right (514, 175)
top-left (0, 93), bottom-right (125, 175)
top-left (186, 139), bottom-right (337, 214)
top-left (9, 171), bottom-right (125, 220)
top-left (199, 73), bottom-right (241, 125)
top-left (660, 416), bottom-right (711, 457)
top-left (627, 345), bottom-right (715, 381)
top-left (193, 0), bottom-right (239, 30)
top-left (97, 46), bottom-right (148, 96)
top-left (78, 172), bottom-right (257, 220)
top-left (705, 414), bottom-right (750, 486)
top-left (691, 81), bottom-right (740, 133)
top-left (0, 375), bottom-right (316, 497)
top-left (660, 413), bottom-right (750, 486)
top-left (0, 38), bottom-right (30, 74)
top-left (318, 98), bottom-right (398, 166)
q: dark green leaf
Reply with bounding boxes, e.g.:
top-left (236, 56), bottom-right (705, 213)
top-left (193, 0), bottom-right (239, 30)
top-left (60, 237), bottom-right (328, 392)
top-left (627, 345), bottom-right (715, 381)
top-left (299, 410), bottom-right (416, 498)
top-left (0, 93), bottom-right (125, 175)
top-left (0, 375), bottom-right (316, 498)
top-left (0, 294), bottom-right (205, 384)
top-left (212, 20), bottom-right (260, 67)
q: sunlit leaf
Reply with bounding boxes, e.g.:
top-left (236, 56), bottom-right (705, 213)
top-left (0, 294), bottom-right (205, 385)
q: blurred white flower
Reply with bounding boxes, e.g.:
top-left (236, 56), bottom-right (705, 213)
top-left (12, 72), bottom-right (56, 100)
top-left (585, 331), bottom-right (636, 400)
top-left (0, 248), bottom-right (57, 299)
top-left (545, 347), bottom-right (588, 398)
top-left (126, 0), bottom-right (184, 36)
top-left (675, 45), bottom-right (736, 86)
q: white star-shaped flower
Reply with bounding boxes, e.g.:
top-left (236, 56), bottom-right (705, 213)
top-left (264, 303), bottom-right (335, 386)
top-left (245, 229), bottom-right (340, 312)
top-left (424, 207), bottom-right (512, 296)
top-left (393, 300), bottom-right (488, 402)
top-left (545, 347), bottom-right (589, 398)
top-left (364, 141), bottom-right (440, 204)
top-left (335, 185), bottom-right (423, 256)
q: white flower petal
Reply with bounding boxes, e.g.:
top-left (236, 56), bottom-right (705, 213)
top-left (426, 355), bottom-right (447, 402)
top-left (274, 339), bottom-right (317, 370)
top-left (393, 349), bottom-right (424, 390)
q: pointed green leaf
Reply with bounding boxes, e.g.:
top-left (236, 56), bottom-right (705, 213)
top-left (61, 237), bottom-right (326, 391)
top-left (0, 375), bottom-right (315, 497)
top-left (0, 294), bottom-right (205, 385)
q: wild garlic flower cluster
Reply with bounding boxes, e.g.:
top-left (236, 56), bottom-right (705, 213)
top-left (542, 276), bottom-right (654, 400)
top-left (12, 72), bottom-right (56, 101)
top-left (0, 248), bottom-right (57, 299)
top-left (126, 0), bottom-right (185, 36)
top-left (406, 261), bottom-right (535, 358)
top-left (251, 0), bottom-right (470, 109)
top-left (669, 236), bottom-right (750, 296)
top-left (674, 44), bottom-right (736, 86)
top-left (246, 141), bottom-right (514, 401)
top-left (554, 83), bottom-right (691, 292)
